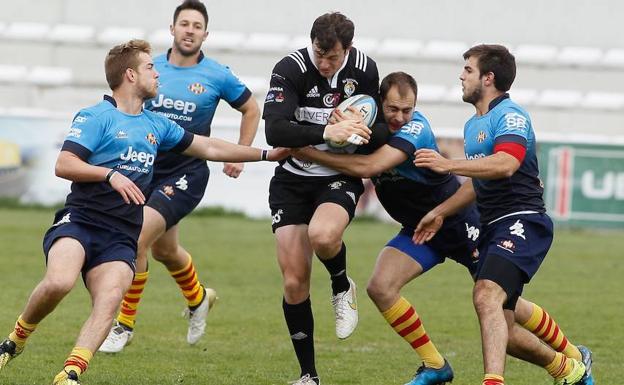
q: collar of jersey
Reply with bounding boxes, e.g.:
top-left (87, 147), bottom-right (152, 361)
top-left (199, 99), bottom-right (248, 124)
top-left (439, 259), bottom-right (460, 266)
top-left (488, 93), bottom-right (510, 112)
top-left (103, 95), bottom-right (145, 117)
top-left (306, 45), bottom-right (350, 88)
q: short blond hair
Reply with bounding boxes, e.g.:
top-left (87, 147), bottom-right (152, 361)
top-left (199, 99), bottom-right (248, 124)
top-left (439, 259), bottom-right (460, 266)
top-left (104, 39), bottom-right (152, 91)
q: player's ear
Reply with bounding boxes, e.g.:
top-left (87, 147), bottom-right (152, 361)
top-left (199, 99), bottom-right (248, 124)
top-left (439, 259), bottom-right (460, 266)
top-left (169, 24), bottom-right (174, 36)
top-left (202, 30), bottom-right (208, 42)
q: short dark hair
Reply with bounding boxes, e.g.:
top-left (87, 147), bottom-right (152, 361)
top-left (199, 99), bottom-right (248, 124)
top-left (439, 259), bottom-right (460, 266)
top-left (105, 39), bottom-right (151, 91)
top-left (463, 44), bottom-right (516, 92)
top-left (173, 0), bottom-right (209, 29)
top-left (310, 12), bottom-right (354, 53)
top-left (380, 71), bottom-right (418, 102)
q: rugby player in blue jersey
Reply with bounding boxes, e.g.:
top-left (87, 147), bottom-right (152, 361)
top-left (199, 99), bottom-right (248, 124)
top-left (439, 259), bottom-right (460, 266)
top-left (293, 71), bottom-right (592, 385)
top-left (414, 45), bottom-right (593, 385)
top-left (0, 39), bottom-right (285, 385)
top-left (99, 0), bottom-right (261, 353)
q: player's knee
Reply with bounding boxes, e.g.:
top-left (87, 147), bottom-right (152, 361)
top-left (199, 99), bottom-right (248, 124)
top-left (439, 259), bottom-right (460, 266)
top-left (366, 278), bottom-right (391, 304)
top-left (308, 227), bottom-right (341, 254)
top-left (151, 243), bottom-right (177, 262)
top-left (472, 281), bottom-right (500, 314)
top-left (41, 276), bottom-right (74, 299)
top-left (283, 275), bottom-right (310, 300)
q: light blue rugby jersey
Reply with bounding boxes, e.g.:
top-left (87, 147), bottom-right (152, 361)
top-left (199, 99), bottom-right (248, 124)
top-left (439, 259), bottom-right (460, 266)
top-left (61, 96), bottom-right (193, 237)
top-left (144, 51), bottom-right (251, 177)
top-left (372, 111), bottom-right (460, 227)
top-left (463, 94), bottom-right (544, 223)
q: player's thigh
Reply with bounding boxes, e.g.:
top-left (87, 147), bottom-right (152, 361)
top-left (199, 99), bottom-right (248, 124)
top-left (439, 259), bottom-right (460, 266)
top-left (45, 237), bottom-right (86, 287)
top-left (369, 246), bottom-right (425, 293)
top-left (308, 202), bottom-right (351, 242)
top-left (85, 261), bottom-right (134, 305)
top-left (138, 205), bottom-right (168, 252)
top-left (275, 224), bottom-right (313, 280)
top-left (151, 224), bottom-right (180, 258)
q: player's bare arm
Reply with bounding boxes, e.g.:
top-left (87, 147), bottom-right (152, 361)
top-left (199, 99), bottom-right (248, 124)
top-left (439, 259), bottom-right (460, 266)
top-left (413, 180), bottom-right (477, 244)
top-left (55, 150), bottom-right (145, 205)
top-left (414, 148), bottom-right (520, 179)
top-left (292, 144), bottom-right (406, 178)
top-left (223, 97), bottom-right (261, 178)
top-left (183, 135), bottom-right (289, 162)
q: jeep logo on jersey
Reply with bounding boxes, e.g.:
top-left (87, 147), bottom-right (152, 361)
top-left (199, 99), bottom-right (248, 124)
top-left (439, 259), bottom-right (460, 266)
top-left (120, 146), bottom-right (155, 168)
top-left (150, 94), bottom-right (196, 115)
top-left (188, 82), bottom-right (205, 95)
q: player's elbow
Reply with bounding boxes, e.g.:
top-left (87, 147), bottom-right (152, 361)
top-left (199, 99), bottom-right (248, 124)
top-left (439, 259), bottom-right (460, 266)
top-left (54, 159), bottom-right (70, 179)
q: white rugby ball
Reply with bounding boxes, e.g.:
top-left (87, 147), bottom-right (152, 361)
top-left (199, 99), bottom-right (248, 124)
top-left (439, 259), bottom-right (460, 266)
top-left (326, 94), bottom-right (378, 148)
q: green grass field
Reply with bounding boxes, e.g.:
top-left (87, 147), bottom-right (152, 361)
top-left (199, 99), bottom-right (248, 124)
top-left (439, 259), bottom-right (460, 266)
top-left (0, 207), bottom-right (621, 385)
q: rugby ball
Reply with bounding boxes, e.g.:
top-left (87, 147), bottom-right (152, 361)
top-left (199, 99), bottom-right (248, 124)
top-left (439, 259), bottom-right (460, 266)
top-left (326, 94), bottom-right (378, 148)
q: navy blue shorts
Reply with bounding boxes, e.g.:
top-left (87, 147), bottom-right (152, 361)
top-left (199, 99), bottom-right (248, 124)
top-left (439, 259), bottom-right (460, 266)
top-left (387, 206), bottom-right (481, 275)
top-left (476, 213), bottom-right (553, 283)
top-left (268, 168), bottom-right (364, 232)
top-left (42, 208), bottom-right (137, 278)
top-left (147, 166), bottom-right (209, 230)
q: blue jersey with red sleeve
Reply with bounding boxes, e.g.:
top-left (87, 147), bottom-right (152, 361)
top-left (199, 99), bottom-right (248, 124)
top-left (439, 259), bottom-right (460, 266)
top-left (61, 96), bottom-right (193, 238)
top-left (463, 94), bottom-right (545, 223)
top-left (144, 51), bottom-right (251, 178)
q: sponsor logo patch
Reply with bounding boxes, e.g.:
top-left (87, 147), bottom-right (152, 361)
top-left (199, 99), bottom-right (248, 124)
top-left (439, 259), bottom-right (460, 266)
top-left (67, 127), bottom-right (82, 138)
top-left (342, 78), bottom-right (358, 97)
top-left (188, 82), bottom-right (205, 95)
top-left (306, 86), bottom-right (320, 98)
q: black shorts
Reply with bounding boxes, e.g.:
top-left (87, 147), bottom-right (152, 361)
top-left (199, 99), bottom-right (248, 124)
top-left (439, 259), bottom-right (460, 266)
top-left (477, 253), bottom-right (525, 310)
top-left (147, 166), bottom-right (210, 230)
top-left (43, 208), bottom-right (137, 280)
top-left (268, 168), bottom-right (364, 232)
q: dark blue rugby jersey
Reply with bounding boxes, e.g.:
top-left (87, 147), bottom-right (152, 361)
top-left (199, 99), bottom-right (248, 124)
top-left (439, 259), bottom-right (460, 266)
top-left (463, 94), bottom-right (545, 223)
top-left (61, 96), bottom-right (193, 239)
top-left (144, 51), bottom-right (251, 178)
top-left (372, 111), bottom-right (463, 228)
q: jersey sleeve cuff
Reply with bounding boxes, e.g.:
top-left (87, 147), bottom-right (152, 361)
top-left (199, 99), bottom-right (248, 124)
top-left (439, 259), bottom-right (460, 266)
top-left (387, 136), bottom-right (416, 156)
top-left (228, 88), bottom-right (252, 109)
top-left (61, 140), bottom-right (92, 161)
top-left (169, 131), bottom-right (194, 153)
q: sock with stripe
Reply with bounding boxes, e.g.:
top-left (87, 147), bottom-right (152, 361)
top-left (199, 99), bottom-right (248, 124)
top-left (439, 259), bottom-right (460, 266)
top-left (116, 271), bottom-right (149, 330)
top-left (8, 315), bottom-right (37, 352)
top-left (317, 242), bottom-right (349, 295)
top-left (283, 297), bottom-right (317, 379)
top-left (53, 346), bottom-right (92, 383)
top-left (170, 256), bottom-right (205, 309)
top-left (483, 373), bottom-right (504, 385)
top-left (382, 297), bottom-right (444, 369)
top-left (545, 352), bottom-right (575, 380)
top-left (521, 303), bottom-right (582, 361)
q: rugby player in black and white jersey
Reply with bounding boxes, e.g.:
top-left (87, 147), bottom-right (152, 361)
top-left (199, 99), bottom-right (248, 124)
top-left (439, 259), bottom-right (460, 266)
top-left (262, 12), bottom-right (385, 385)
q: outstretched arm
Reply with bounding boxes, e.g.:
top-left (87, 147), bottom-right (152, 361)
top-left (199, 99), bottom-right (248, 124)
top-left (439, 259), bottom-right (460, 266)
top-left (414, 149), bottom-right (521, 180)
top-left (182, 135), bottom-right (288, 163)
top-left (291, 144), bottom-right (407, 178)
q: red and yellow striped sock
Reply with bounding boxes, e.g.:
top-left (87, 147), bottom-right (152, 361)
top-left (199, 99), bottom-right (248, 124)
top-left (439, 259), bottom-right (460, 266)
top-left (8, 315), bottom-right (37, 351)
top-left (170, 256), bottom-right (204, 308)
top-left (521, 303), bottom-right (582, 361)
top-left (545, 352), bottom-right (574, 379)
top-left (483, 373), bottom-right (504, 385)
top-left (382, 297), bottom-right (444, 369)
top-left (63, 346), bottom-right (92, 375)
top-left (117, 271), bottom-right (149, 329)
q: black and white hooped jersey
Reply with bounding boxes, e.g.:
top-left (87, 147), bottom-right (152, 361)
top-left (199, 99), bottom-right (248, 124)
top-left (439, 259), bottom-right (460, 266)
top-left (263, 45), bottom-right (380, 177)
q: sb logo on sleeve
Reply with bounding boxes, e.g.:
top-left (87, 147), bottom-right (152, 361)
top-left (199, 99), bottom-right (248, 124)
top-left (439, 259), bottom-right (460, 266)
top-left (504, 113), bottom-right (527, 131)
